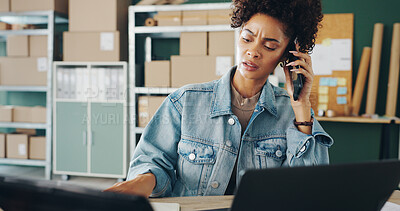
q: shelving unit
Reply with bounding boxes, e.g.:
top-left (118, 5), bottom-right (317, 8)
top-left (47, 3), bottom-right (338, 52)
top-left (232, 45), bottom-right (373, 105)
top-left (0, 11), bottom-right (68, 180)
top-left (52, 62), bottom-right (129, 179)
top-left (128, 2), bottom-right (235, 158)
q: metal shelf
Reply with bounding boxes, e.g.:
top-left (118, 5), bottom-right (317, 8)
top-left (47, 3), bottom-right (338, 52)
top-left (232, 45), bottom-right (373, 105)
top-left (135, 87), bottom-right (178, 94)
top-left (0, 10), bottom-right (68, 24)
top-left (0, 86), bottom-right (47, 92)
top-left (135, 127), bottom-right (145, 134)
top-left (0, 29), bottom-right (48, 36)
top-left (0, 122), bottom-right (47, 129)
top-left (131, 3), bottom-right (231, 12)
top-left (0, 158), bottom-right (46, 167)
top-left (134, 25), bottom-right (233, 34)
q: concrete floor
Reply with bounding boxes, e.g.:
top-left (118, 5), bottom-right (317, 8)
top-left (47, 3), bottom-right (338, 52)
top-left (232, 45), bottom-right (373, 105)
top-left (0, 165), bottom-right (119, 190)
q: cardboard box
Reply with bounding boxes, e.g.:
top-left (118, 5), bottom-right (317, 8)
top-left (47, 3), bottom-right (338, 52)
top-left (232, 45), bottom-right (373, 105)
top-left (171, 55), bottom-right (233, 87)
top-left (0, 106), bottom-right (13, 122)
top-left (182, 10), bottom-right (207, 26)
top-left (13, 106), bottom-right (31, 123)
top-left (180, 32), bottom-right (207, 56)
top-left (29, 136), bottom-right (46, 160)
top-left (145, 61), bottom-right (170, 87)
top-left (11, 0), bottom-right (68, 14)
top-left (208, 10), bottom-right (231, 25)
top-left (29, 35), bottom-right (47, 57)
top-left (154, 11), bottom-right (181, 26)
top-left (31, 106), bottom-right (46, 123)
top-left (0, 57), bottom-right (47, 86)
top-left (0, 0), bottom-right (10, 12)
top-left (7, 35), bottom-right (29, 57)
top-left (0, 134), bottom-right (5, 158)
top-left (138, 96), bottom-right (166, 127)
top-left (6, 134), bottom-right (29, 159)
top-left (208, 32), bottom-right (235, 56)
top-left (0, 22), bottom-right (11, 30)
top-left (63, 31), bottom-right (125, 61)
top-left (16, 128), bottom-right (36, 135)
top-left (69, 0), bottom-right (129, 32)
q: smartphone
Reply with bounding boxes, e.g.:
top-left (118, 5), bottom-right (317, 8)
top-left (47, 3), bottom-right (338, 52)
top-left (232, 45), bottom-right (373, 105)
top-left (287, 42), bottom-right (305, 101)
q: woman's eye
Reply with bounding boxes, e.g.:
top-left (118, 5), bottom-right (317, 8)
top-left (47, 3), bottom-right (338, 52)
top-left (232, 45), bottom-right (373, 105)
top-left (242, 37), bottom-right (250, 42)
top-left (265, 46), bottom-right (276, 51)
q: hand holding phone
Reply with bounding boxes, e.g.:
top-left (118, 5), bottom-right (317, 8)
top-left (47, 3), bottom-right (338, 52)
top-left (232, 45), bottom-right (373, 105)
top-left (287, 42), bottom-right (304, 101)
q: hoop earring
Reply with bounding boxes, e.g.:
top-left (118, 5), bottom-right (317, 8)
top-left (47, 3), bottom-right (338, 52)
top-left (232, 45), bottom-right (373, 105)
top-left (279, 62), bottom-right (284, 67)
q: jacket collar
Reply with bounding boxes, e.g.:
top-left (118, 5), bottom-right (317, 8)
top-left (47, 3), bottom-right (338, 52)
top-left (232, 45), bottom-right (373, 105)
top-left (210, 66), bottom-right (278, 118)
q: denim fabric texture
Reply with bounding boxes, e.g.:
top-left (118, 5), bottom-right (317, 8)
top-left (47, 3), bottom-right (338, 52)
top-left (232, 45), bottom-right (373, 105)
top-left (127, 66), bottom-right (334, 197)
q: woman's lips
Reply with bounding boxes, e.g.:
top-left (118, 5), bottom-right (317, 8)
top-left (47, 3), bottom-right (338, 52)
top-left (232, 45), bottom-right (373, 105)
top-left (242, 61), bottom-right (259, 71)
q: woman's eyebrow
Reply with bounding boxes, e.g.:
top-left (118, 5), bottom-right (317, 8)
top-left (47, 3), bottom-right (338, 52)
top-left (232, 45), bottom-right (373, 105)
top-left (244, 28), bottom-right (280, 43)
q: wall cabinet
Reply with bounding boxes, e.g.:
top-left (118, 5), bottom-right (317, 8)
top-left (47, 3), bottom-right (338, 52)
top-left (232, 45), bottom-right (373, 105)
top-left (53, 62), bottom-right (128, 179)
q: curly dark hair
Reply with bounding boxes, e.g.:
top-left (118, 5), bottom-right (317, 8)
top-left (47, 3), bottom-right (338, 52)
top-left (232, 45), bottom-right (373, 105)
top-left (231, 0), bottom-right (323, 54)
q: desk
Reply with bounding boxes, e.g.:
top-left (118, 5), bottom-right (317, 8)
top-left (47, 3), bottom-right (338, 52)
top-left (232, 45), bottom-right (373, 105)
top-left (150, 190), bottom-right (400, 211)
top-left (316, 116), bottom-right (397, 159)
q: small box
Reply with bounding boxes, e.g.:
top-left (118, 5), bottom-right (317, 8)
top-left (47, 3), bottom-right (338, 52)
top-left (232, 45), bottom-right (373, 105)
top-left (29, 136), bottom-right (46, 160)
top-left (180, 32), bottom-right (207, 56)
top-left (16, 128), bottom-right (37, 135)
top-left (154, 11), bottom-right (181, 26)
top-left (182, 10), bottom-right (207, 26)
top-left (145, 61), bottom-right (171, 87)
top-left (208, 32), bottom-right (235, 56)
top-left (13, 106), bottom-right (32, 123)
top-left (31, 106), bottom-right (46, 123)
top-left (0, 106), bottom-right (13, 122)
top-left (208, 10), bottom-right (231, 25)
top-left (7, 35), bottom-right (29, 57)
top-left (138, 96), bottom-right (166, 128)
top-left (0, 22), bottom-right (11, 30)
top-left (6, 134), bottom-right (29, 159)
top-left (0, 57), bottom-right (47, 86)
top-left (69, 0), bottom-right (129, 32)
top-left (0, 134), bottom-right (5, 158)
top-left (63, 31), bottom-right (125, 61)
top-left (171, 55), bottom-right (233, 88)
top-left (0, 0), bottom-right (10, 12)
top-left (11, 0), bottom-right (68, 14)
top-left (29, 35), bottom-right (47, 57)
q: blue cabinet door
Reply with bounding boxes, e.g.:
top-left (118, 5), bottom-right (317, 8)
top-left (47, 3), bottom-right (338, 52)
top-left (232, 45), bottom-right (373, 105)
top-left (55, 102), bottom-right (88, 173)
top-left (90, 103), bottom-right (124, 175)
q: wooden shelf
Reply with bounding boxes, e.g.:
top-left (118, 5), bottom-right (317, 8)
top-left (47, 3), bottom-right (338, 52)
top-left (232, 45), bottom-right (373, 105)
top-left (316, 116), bottom-right (393, 124)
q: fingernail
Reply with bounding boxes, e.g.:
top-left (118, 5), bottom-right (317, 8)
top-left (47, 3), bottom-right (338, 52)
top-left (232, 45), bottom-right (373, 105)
top-left (290, 69), bottom-right (298, 72)
top-left (286, 62), bottom-right (294, 66)
top-left (289, 51), bottom-right (298, 54)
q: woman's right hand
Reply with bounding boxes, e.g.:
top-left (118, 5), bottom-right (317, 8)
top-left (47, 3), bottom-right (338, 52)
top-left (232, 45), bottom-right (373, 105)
top-left (103, 173), bottom-right (156, 198)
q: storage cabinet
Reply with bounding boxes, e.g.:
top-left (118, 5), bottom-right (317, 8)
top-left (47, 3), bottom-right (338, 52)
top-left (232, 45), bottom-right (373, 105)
top-left (53, 62), bottom-right (128, 179)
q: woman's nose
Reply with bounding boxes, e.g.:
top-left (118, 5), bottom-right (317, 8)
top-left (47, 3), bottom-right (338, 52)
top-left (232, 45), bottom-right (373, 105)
top-left (246, 47), bottom-right (260, 59)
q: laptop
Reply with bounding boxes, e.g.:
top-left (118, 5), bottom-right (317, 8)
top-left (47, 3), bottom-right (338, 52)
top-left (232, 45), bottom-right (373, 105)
top-left (0, 176), bottom-right (154, 211)
top-left (215, 160), bottom-right (400, 211)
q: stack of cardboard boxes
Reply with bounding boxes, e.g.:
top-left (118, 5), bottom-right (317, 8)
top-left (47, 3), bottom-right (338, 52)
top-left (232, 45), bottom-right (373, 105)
top-left (63, 0), bottom-right (130, 61)
top-left (139, 9), bottom-right (233, 128)
top-left (0, 131), bottom-right (46, 160)
top-left (0, 105), bottom-right (46, 123)
top-left (0, 0), bottom-right (68, 86)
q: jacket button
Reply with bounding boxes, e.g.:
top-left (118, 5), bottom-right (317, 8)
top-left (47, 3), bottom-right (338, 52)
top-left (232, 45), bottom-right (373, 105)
top-left (226, 140), bottom-right (232, 147)
top-left (275, 150), bottom-right (283, 157)
top-left (211, 181), bottom-right (219, 189)
top-left (189, 153), bottom-right (196, 161)
top-left (228, 118), bottom-right (235, 125)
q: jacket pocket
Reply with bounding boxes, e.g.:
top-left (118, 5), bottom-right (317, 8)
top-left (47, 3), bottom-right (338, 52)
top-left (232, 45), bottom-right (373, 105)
top-left (254, 138), bottom-right (287, 168)
top-left (177, 139), bottom-right (216, 195)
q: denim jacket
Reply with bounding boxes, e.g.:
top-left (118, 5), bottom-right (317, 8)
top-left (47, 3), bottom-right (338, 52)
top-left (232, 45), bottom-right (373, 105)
top-left (127, 67), bottom-right (334, 197)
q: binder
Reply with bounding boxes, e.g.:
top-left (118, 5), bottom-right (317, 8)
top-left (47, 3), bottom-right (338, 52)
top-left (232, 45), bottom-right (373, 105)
top-left (62, 69), bottom-right (70, 99)
top-left (104, 68), bottom-right (111, 100)
top-left (56, 68), bottom-right (64, 99)
top-left (91, 69), bottom-right (99, 100)
top-left (97, 68), bottom-right (106, 101)
top-left (110, 68), bottom-right (118, 100)
top-left (82, 68), bottom-right (90, 100)
top-left (118, 68), bottom-right (125, 101)
top-left (70, 68), bottom-right (77, 100)
top-left (75, 68), bottom-right (84, 101)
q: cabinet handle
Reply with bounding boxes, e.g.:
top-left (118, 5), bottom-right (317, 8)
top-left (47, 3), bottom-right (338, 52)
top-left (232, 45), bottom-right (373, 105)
top-left (83, 131), bottom-right (87, 146)
top-left (91, 131), bottom-right (94, 146)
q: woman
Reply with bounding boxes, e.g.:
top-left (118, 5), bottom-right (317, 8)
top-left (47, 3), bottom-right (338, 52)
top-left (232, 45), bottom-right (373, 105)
top-left (105, 0), bottom-right (333, 197)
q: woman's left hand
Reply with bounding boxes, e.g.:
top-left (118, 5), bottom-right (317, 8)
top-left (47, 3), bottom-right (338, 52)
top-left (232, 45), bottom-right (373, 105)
top-left (283, 50), bottom-right (314, 107)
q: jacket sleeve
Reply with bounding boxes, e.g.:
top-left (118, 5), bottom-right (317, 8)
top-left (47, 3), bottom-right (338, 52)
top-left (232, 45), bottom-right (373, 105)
top-left (126, 95), bottom-right (182, 197)
top-left (283, 113), bottom-right (334, 167)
